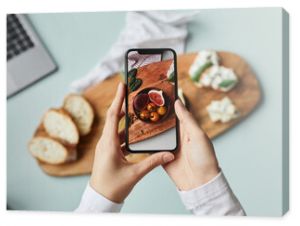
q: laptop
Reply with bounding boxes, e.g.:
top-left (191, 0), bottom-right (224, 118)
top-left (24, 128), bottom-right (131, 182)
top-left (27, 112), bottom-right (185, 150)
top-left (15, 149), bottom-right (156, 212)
top-left (7, 14), bottom-right (57, 97)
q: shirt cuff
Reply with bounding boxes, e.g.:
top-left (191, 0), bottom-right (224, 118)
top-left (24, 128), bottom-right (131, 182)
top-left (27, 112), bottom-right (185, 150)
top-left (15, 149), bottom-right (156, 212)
top-left (177, 171), bottom-right (245, 216)
top-left (75, 182), bottom-right (123, 213)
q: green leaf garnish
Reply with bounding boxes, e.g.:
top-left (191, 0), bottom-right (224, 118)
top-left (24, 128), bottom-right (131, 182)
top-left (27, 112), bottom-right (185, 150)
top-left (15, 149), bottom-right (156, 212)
top-left (168, 72), bottom-right (175, 82)
top-left (128, 68), bottom-right (137, 79)
top-left (129, 79), bottom-right (142, 92)
top-left (219, 80), bottom-right (236, 88)
top-left (191, 61), bottom-right (213, 82)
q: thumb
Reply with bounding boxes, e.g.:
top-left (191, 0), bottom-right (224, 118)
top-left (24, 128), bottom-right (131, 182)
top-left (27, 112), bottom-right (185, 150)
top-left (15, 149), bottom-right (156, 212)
top-left (133, 152), bottom-right (175, 179)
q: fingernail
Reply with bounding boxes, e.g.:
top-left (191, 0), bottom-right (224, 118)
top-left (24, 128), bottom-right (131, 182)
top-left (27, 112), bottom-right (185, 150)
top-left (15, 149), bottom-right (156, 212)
top-left (175, 99), bottom-right (183, 109)
top-left (118, 82), bottom-right (123, 90)
top-left (163, 154), bottom-right (174, 163)
top-left (176, 99), bottom-right (184, 106)
top-left (174, 100), bottom-right (183, 117)
top-left (116, 83), bottom-right (124, 95)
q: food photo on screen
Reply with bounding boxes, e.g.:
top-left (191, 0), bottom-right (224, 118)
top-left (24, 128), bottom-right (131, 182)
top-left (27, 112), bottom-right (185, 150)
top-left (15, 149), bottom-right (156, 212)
top-left (126, 50), bottom-right (177, 151)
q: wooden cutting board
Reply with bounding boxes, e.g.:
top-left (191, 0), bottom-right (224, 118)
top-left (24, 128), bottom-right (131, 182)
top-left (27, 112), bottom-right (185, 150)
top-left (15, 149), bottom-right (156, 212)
top-left (37, 51), bottom-right (261, 176)
top-left (128, 59), bottom-right (176, 144)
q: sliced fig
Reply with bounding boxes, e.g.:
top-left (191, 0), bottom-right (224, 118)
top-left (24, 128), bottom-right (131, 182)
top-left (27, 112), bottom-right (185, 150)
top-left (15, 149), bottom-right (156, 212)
top-left (148, 90), bottom-right (165, 106)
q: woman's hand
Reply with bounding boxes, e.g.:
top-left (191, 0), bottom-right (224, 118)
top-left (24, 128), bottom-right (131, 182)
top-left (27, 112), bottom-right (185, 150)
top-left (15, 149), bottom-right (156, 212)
top-left (90, 83), bottom-right (175, 203)
top-left (163, 100), bottom-right (220, 191)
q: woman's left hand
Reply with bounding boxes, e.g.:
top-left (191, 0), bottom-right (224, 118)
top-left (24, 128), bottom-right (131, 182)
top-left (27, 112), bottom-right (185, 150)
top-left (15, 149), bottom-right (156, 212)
top-left (90, 83), bottom-right (175, 203)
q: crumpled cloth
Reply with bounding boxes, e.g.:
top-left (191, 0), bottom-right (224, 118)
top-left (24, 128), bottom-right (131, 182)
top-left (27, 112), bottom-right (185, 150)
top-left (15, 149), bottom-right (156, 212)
top-left (70, 11), bottom-right (198, 92)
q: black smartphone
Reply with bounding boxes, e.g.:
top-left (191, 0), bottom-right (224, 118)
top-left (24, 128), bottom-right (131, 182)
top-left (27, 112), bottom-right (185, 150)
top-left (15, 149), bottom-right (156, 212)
top-left (125, 48), bottom-right (179, 153)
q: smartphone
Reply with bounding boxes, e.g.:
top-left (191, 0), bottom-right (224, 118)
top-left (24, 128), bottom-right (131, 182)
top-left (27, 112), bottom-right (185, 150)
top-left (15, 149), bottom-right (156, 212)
top-left (125, 48), bottom-right (179, 153)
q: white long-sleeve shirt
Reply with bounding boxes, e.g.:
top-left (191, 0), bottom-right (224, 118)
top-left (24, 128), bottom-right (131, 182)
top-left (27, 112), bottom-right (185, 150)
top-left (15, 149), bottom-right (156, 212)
top-left (75, 171), bottom-right (245, 216)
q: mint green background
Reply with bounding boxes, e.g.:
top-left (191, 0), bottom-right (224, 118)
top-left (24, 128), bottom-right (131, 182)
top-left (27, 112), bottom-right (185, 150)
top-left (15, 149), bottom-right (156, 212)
top-left (7, 8), bottom-right (288, 216)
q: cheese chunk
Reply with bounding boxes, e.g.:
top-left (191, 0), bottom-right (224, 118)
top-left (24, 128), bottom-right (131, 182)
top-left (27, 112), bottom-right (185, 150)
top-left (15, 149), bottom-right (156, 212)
top-left (206, 97), bottom-right (239, 123)
top-left (189, 50), bottom-right (219, 83)
top-left (201, 66), bottom-right (238, 92)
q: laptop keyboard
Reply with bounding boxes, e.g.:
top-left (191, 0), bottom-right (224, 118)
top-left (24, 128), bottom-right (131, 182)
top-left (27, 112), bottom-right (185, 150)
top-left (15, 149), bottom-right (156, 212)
top-left (7, 14), bottom-right (34, 61)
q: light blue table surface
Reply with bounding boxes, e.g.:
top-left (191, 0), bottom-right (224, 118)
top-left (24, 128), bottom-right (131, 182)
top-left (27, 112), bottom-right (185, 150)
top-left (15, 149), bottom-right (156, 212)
top-left (7, 8), bottom-right (287, 216)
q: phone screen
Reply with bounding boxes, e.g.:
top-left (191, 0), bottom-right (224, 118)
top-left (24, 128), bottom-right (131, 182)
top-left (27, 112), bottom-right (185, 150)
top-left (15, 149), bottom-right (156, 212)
top-left (125, 49), bottom-right (178, 152)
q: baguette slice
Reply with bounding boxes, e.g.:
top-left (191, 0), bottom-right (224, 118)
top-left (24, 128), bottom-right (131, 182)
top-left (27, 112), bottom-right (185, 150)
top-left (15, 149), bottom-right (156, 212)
top-left (125, 153), bottom-right (150, 163)
top-left (29, 136), bottom-right (77, 164)
top-left (43, 108), bottom-right (79, 145)
top-left (63, 94), bottom-right (94, 136)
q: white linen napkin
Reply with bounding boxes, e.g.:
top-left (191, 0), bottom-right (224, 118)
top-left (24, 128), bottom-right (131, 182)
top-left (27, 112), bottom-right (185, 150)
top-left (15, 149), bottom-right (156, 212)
top-left (70, 11), bottom-right (198, 92)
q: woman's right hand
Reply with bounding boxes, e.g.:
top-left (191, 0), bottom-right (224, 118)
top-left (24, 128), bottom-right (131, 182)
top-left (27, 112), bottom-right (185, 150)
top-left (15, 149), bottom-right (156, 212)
top-left (163, 100), bottom-right (220, 191)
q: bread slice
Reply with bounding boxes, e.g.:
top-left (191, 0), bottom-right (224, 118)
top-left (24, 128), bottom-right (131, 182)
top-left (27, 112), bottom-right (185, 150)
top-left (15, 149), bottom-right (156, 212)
top-left (29, 136), bottom-right (77, 164)
top-left (125, 153), bottom-right (150, 163)
top-left (43, 108), bottom-right (79, 145)
top-left (63, 94), bottom-right (94, 136)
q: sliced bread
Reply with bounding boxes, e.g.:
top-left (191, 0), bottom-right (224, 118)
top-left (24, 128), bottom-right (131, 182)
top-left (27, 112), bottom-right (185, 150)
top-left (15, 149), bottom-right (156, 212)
top-left (63, 94), bottom-right (94, 136)
top-left (43, 108), bottom-right (79, 145)
top-left (29, 136), bottom-right (77, 164)
top-left (125, 153), bottom-right (150, 163)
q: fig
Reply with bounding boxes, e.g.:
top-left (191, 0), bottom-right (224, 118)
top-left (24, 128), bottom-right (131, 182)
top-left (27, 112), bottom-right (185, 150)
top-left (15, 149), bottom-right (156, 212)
top-left (148, 90), bottom-right (165, 106)
top-left (133, 93), bottom-right (149, 111)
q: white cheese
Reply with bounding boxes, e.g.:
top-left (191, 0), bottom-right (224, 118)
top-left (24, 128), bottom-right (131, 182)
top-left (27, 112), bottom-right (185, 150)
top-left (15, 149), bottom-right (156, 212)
top-left (201, 65), bottom-right (238, 92)
top-left (167, 60), bottom-right (174, 79)
top-left (189, 50), bottom-right (219, 83)
top-left (206, 97), bottom-right (239, 123)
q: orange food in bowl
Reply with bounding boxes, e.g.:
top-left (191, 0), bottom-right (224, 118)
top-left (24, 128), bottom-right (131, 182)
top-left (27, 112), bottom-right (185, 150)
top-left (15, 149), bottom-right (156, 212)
top-left (150, 112), bottom-right (160, 122)
top-left (140, 110), bottom-right (150, 120)
top-left (147, 102), bottom-right (157, 112)
top-left (157, 106), bottom-right (167, 115)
